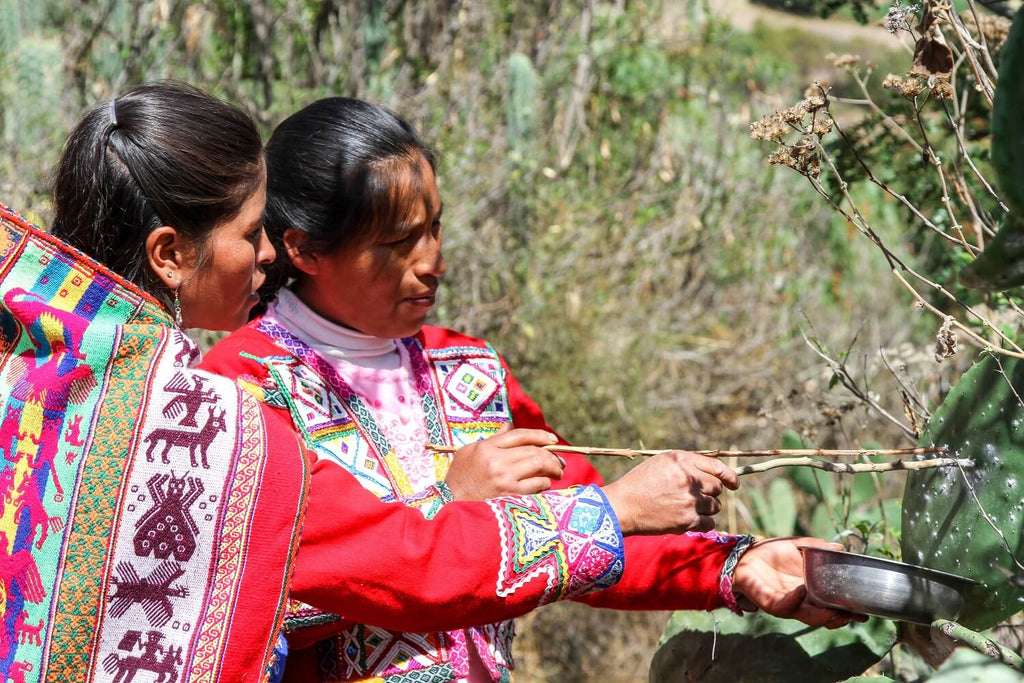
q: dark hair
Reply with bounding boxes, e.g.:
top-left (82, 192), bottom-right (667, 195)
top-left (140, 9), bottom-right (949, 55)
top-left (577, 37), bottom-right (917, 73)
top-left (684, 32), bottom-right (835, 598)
top-left (261, 97), bottom-right (436, 300)
top-left (51, 82), bottom-right (264, 308)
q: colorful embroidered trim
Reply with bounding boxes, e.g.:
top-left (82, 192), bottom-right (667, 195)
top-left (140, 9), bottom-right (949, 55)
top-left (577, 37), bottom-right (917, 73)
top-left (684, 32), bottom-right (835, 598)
top-left (717, 534), bottom-right (757, 615)
top-left (257, 319), bottom-right (422, 499)
top-left (316, 623), bottom-right (452, 681)
top-left (441, 360), bottom-right (500, 416)
top-left (487, 484), bottom-right (624, 605)
top-left (402, 482), bottom-right (453, 520)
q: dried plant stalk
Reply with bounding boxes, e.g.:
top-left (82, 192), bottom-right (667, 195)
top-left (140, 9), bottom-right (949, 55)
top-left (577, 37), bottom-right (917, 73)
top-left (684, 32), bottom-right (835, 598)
top-left (734, 456), bottom-right (969, 476)
top-left (424, 443), bottom-right (948, 459)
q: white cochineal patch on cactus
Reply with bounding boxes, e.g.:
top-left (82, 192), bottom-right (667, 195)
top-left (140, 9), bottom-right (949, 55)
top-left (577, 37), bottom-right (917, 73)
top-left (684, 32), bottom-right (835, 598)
top-left (902, 356), bottom-right (1024, 630)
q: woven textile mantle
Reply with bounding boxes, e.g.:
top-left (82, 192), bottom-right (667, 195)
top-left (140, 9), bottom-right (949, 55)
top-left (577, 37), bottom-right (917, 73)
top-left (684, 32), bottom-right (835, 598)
top-left (0, 204), bottom-right (307, 682)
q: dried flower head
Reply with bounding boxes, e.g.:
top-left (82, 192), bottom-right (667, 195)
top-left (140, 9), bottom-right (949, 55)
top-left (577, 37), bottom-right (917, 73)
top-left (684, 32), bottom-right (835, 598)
top-left (885, 1), bottom-right (919, 35)
top-left (811, 118), bottom-right (834, 136)
top-left (804, 81), bottom-right (830, 100)
top-left (932, 79), bottom-right (954, 100)
top-left (899, 77), bottom-right (926, 97)
top-left (884, 73), bottom-right (926, 98)
top-left (767, 148), bottom-right (792, 165)
top-left (780, 102), bottom-right (807, 124)
top-left (934, 316), bottom-right (958, 363)
top-left (826, 52), bottom-right (863, 71)
top-left (750, 113), bottom-right (789, 142)
top-left (768, 138), bottom-right (821, 178)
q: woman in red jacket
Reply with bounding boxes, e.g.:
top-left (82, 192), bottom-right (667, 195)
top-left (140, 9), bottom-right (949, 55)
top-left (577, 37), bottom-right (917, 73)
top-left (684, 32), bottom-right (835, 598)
top-left (201, 97), bottom-right (854, 683)
top-left (0, 83), bottom-right (777, 683)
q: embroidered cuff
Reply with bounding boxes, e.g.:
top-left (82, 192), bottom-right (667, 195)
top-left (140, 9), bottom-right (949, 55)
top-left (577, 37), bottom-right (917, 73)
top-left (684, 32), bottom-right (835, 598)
top-left (718, 534), bottom-right (757, 615)
top-left (487, 484), bottom-right (625, 606)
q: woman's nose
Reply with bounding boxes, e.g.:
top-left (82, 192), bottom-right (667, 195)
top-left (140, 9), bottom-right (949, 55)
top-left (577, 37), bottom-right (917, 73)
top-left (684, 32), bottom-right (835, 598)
top-left (416, 233), bottom-right (445, 278)
top-left (257, 228), bottom-right (276, 265)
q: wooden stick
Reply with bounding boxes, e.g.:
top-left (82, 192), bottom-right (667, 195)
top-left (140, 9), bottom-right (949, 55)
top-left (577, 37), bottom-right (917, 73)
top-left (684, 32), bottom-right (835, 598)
top-left (733, 457), bottom-right (970, 476)
top-left (423, 444), bottom-right (948, 459)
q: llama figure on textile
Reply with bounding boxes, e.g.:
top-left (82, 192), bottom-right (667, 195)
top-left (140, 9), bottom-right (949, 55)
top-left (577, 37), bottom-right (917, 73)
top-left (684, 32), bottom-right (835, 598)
top-left (2, 288), bottom-right (98, 498)
top-left (0, 531), bottom-right (45, 605)
top-left (6, 661), bottom-right (33, 683)
top-left (14, 610), bottom-right (43, 646)
top-left (142, 406), bottom-right (226, 469)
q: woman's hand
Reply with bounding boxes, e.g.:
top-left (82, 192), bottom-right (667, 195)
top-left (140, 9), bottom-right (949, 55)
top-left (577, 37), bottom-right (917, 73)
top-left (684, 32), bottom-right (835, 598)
top-left (443, 427), bottom-right (566, 500)
top-left (601, 451), bottom-right (739, 535)
top-left (731, 536), bottom-right (867, 628)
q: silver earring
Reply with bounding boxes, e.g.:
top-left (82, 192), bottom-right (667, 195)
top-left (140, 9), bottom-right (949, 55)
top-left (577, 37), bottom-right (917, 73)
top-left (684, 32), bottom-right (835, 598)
top-left (173, 289), bottom-right (183, 327)
top-left (166, 272), bottom-right (183, 327)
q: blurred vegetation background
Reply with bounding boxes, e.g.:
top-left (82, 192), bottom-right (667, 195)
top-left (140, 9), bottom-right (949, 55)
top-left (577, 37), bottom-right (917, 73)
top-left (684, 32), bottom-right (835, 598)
top-left (1, 0), bottom-right (1014, 679)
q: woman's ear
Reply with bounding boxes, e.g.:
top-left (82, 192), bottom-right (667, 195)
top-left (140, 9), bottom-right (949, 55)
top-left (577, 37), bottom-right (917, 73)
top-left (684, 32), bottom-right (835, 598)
top-left (145, 226), bottom-right (189, 287)
top-left (283, 228), bottom-right (319, 276)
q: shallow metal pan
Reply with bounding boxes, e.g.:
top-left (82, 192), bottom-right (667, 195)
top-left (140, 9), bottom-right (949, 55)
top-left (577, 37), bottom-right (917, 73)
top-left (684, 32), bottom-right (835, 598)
top-left (800, 546), bottom-right (979, 625)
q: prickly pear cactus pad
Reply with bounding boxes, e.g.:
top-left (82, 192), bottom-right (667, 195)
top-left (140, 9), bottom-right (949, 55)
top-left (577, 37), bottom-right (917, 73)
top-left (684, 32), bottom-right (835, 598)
top-left (648, 610), bottom-right (894, 683)
top-left (902, 355), bottom-right (1024, 630)
top-left (959, 213), bottom-right (1024, 291)
top-left (960, 8), bottom-right (1024, 290)
top-left (990, 9), bottom-right (1024, 218)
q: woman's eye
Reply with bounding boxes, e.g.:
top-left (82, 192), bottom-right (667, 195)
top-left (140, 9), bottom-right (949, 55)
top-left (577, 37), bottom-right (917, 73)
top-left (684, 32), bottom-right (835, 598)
top-left (382, 231), bottom-right (415, 246)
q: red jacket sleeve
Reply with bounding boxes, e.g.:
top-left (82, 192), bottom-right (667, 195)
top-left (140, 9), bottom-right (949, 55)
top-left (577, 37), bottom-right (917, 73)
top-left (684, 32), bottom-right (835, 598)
top-left (497, 346), bottom-right (735, 611)
top-left (201, 326), bottom-right (627, 634)
top-left (291, 460), bottom-right (624, 633)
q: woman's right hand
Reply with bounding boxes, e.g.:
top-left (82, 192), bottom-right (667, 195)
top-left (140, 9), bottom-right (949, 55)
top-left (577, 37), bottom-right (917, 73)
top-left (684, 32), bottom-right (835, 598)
top-left (443, 427), bottom-right (566, 501)
top-left (601, 451), bottom-right (739, 535)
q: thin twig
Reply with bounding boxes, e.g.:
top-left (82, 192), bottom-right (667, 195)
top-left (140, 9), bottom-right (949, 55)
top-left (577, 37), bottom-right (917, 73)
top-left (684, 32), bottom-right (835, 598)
top-left (938, 9), bottom-right (995, 105)
top-left (424, 443), bottom-right (947, 458)
top-left (735, 457), bottom-right (969, 476)
top-left (909, 98), bottom-right (974, 252)
top-left (879, 346), bottom-right (931, 418)
top-left (801, 328), bottom-right (918, 439)
top-left (823, 104), bottom-right (968, 251)
top-left (940, 102), bottom-right (1008, 213)
top-left (807, 131), bottom-right (1024, 358)
top-left (850, 71), bottom-right (924, 154)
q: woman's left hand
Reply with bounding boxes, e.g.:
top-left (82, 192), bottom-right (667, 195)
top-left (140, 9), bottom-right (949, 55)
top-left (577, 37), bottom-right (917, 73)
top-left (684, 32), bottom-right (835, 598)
top-left (731, 536), bottom-right (868, 629)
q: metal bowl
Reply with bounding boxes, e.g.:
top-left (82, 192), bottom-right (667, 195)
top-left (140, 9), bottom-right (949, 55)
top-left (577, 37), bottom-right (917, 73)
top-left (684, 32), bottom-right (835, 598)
top-left (800, 546), bottom-right (979, 625)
